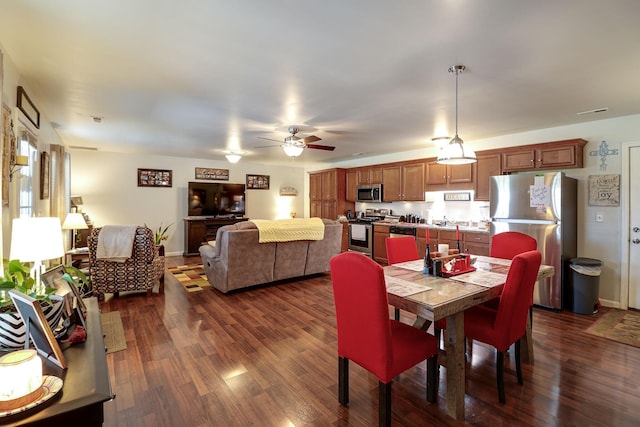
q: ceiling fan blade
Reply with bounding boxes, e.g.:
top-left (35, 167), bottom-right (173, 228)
top-left (253, 144), bottom-right (281, 149)
top-left (257, 136), bottom-right (283, 143)
top-left (306, 144), bottom-right (335, 151)
top-left (301, 135), bottom-right (321, 143)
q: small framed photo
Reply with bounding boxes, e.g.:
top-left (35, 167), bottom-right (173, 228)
top-left (246, 174), bottom-right (270, 190)
top-left (138, 168), bottom-right (172, 187)
top-left (9, 290), bottom-right (67, 369)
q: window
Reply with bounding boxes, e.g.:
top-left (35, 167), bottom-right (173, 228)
top-left (17, 128), bottom-right (37, 218)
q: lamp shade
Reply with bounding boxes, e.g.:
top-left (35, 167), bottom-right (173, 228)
top-left (436, 137), bottom-right (477, 165)
top-left (10, 217), bottom-right (65, 263)
top-left (283, 144), bottom-right (304, 157)
top-left (225, 154), bottom-right (242, 163)
top-left (0, 349), bottom-right (42, 410)
top-left (62, 213), bottom-right (88, 230)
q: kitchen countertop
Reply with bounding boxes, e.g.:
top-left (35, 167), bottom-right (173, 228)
top-left (373, 221), bottom-right (490, 233)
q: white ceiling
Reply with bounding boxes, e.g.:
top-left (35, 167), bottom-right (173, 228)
top-left (1, 1), bottom-right (640, 166)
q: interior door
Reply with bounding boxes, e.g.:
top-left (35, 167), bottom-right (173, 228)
top-left (629, 146), bottom-right (640, 308)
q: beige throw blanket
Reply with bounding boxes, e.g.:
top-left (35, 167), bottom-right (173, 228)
top-left (250, 218), bottom-right (325, 243)
top-left (96, 225), bottom-right (137, 262)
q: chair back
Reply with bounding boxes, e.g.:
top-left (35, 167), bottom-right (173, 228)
top-left (330, 252), bottom-right (393, 377)
top-left (494, 250), bottom-right (542, 349)
top-left (490, 231), bottom-right (537, 259)
top-left (385, 236), bottom-right (419, 265)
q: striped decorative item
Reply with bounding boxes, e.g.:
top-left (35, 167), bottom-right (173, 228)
top-left (0, 297), bottom-right (64, 349)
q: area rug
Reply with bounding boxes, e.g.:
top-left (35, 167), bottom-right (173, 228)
top-left (585, 309), bottom-right (640, 348)
top-left (167, 264), bottom-right (211, 292)
top-left (101, 311), bottom-right (127, 354)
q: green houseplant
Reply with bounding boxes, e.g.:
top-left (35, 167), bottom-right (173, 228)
top-left (0, 259), bottom-right (63, 349)
top-left (145, 222), bottom-right (173, 245)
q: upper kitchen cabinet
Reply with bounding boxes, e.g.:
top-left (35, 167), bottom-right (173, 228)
top-left (501, 138), bottom-right (587, 172)
top-left (425, 158), bottom-right (474, 191)
top-left (474, 152), bottom-right (502, 201)
top-left (357, 166), bottom-right (383, 185)
top-left (309, 168), bottom-right (354, 220)
top-left (382, 162), bottom-right (425, 202)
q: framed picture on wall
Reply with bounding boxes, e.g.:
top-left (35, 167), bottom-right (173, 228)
top-left (137, 168), bottom-right (172, 187)
top-left (40, 151), bottom-right (50, 199)
top-left (246, 174), bottom-right (270, 190)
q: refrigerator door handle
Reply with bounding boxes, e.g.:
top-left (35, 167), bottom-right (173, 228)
top-left (492, 218), bottom-right (558, 225)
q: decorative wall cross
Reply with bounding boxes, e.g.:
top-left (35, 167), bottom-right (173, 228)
top-left (589, 140), bottom-right (618, 171)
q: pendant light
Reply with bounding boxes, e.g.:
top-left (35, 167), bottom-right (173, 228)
top-left (437, 65), bottom-right (477, 165)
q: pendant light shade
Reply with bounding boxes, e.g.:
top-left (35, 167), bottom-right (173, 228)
top-left (437, 65), bottom-right (476, 165)
top-left (282, 142), bottom-right (304, 157)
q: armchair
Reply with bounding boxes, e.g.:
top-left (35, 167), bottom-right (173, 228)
top-left (88, 226), bottom-right (165, 297)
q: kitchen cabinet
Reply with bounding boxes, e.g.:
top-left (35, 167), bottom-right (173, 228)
top-left (357, 166), bottom-right (383, 185)
top-left (474, 152), bottom-right (502, 201)
top-left (382, 162), bottom-right (425, 201)
top-left (464, 231), bottom-right (490, 256)
top-left (308, 168), bottom-right (354, 220)
top-left (425, 159), bottom-right (474, 191)
top-left (501, 138), bottom-right (587, 172)
top-left (346, 169), bottom-right (357, 202)
top-left (341, 222), bottom-right (349, 252)
top-left (373, 224), bottom-right (390, 264)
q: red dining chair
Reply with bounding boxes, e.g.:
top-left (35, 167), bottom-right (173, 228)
top-left (385, 236), bottom-right (420, 320)
top-left (330, 252), bottom-right (439, 427)
top-left (486, 231), bottom-right (538, 313)
top-left (464, 250), bottom-right (542, 404)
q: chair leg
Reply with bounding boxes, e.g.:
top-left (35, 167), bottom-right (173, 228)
top-left (515, 339), bottom-right (523, 385)
top-left (496, 350), bottom-right (506, 405)
top-left (394, 307), bottom-right (400, 321)
top-left (379, 381), bottom-right (392, 427)
top-left (426, 355), bottom-right (438, 403)
top-left (338, 357), bottom-right (349, 406)
top-left (435, 328), bottom-right (442, 349)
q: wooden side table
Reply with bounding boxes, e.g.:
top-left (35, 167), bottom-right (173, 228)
top-left (65, 248), bottom-right (90, 268)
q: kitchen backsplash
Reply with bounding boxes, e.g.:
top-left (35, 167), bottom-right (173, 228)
top-left (356, 191), bottom-right (490, 224)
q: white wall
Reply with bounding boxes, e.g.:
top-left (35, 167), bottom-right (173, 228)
top-left (70, 150), bottom-right (306, 256)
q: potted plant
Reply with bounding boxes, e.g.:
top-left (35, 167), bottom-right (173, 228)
top-left (145, 222), bottom-right (173, 246)
top-left (0, 259), bottom-right (64, 349)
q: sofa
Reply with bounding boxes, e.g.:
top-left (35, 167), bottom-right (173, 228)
top-left (199, 219), bottom-right (342, 293)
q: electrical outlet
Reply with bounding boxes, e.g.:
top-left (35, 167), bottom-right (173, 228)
top-left (595, 212), bottom-right (604, 223)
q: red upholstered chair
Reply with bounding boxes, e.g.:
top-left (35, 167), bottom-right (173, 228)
top-left (490, 231), bottom-right (537, 259)
top-left (330, 252), bottom-right (439, 427)
top-left (385, 236), bottom-right (419, 320)
top-left (486, 231), bottom-right (538, 312)
top-left (464, 250), bottom-right (542, 404)
top-left (385, 236), bottom-right (419, 265)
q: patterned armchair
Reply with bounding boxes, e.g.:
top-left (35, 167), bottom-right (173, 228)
top-left (88, 226), bottom-right (165, 297)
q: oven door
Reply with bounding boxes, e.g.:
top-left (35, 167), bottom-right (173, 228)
top-left (348, 223), bottom-right (373, 256)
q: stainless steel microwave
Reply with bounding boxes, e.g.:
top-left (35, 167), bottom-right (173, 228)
top-left (356, 184), bottom-right (383, 203)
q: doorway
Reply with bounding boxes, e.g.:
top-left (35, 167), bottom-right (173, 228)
top-left (622, 142), bottom-right (640, 309)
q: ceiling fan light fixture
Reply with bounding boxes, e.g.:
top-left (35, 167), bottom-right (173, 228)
top-left (283, 143), bottom-right (304, 157)
top-left (437, 64), bottom-right (477, 165)
top-left (225, 154), bottom-right (242, 163)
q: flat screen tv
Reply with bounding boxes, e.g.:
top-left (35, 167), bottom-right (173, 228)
top-left (188, 182), bottom-right (246, 217)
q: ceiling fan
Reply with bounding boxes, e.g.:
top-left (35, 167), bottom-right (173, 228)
top-left (257, 126), bottom-right (335, 157)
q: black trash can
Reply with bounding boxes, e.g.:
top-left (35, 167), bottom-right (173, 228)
top-left (569, 258), bottom-right (602, 314)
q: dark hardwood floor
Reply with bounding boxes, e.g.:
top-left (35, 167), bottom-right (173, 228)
top-left (99, 255), bottom-right (640, 426)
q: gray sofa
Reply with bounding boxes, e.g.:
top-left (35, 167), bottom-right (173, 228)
top-left (199, 219), bottom-right (342, 293)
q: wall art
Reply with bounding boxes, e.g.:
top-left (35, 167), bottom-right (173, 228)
top-left (195, 167), bottom-right (229, 180)
top-left (137, 168), bottom-right (172, 187)
top-left (246, 174), bottom-right (270, 190)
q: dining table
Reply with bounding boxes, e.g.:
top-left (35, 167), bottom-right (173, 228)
top-left (384, 255), bottom-right (554, 421)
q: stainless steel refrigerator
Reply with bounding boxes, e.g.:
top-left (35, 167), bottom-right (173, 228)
top-left (490, 172), bottom-right (577, 310)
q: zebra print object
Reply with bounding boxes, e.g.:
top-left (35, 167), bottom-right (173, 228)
top-left (0, 297), bottom-right (64, 349)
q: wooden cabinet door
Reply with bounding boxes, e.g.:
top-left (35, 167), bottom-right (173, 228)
top-left (502, 149), bottom-right (536, 172)
top-left (464, 232), bottom-right (490, 255)
top-left (310, 200), bottom-right (322, 218)
top-left (322, 170), bottom-right (337, 200)
top-left (346, 169), bottom-right (357, 202)
top-left (474, 153), bottom-right (502, 201)
top-left (373, 225), bottom-right (389, 264)
top-left (357, 168), bottom-right (370, 185)
top-left (382, 166), bottom-right (402, 201)
top-left (402, 163), bottom-right (426, 200)
top-left (309, 173), bottom-right (323, 201)
top-left (537, 145), bottom-right (578, 169)
top-left (448, 163), bottom-right (473, 184)
top-left (370, 167), bottom-right (383, 184)
top-left (322, 200), bottom-right (336, 220)
top-left (341, 223), bottom-right (349, 252)
top-left (426, 161), bottom-right (448, 186)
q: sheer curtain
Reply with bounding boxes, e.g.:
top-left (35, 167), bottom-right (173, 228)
top-left (49, 144), bottom-right (70, 245)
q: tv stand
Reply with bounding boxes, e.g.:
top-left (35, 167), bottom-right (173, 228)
top-left (183, 217), bottom-right (247, 256)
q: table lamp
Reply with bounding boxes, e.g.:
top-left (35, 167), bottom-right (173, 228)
top-left (0, 349), bottom-right (43, 411)
top-left (62, 212), bottom-right (89, 250)
top-left (10, 217), bottom-right (65, 291)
